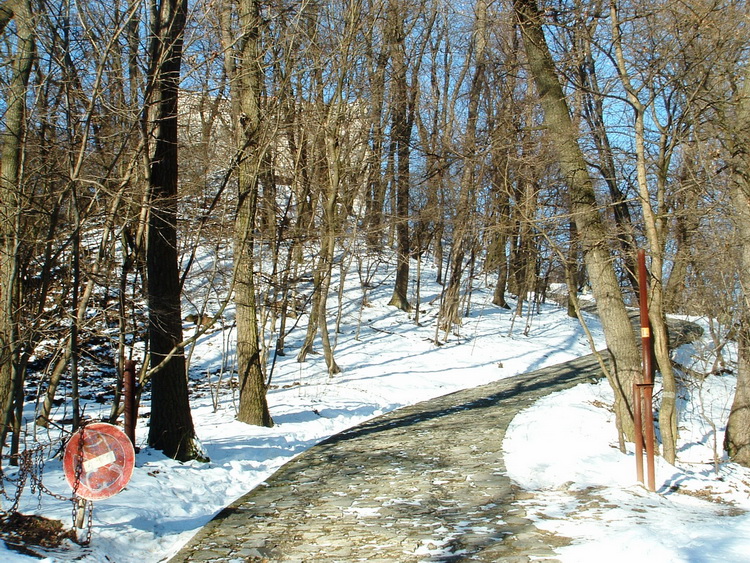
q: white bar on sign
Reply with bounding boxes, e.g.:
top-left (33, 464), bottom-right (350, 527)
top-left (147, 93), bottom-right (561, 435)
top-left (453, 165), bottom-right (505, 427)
top-left (83, 451), bottom-right (117, 472)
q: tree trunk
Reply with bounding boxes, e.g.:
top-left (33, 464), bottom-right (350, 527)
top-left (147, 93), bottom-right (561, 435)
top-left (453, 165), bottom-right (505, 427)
top-left (297, 263), bottom-right (321, 363)
top-left (514, 0), bottom-right (641, 441)
top-left (725, 61), bottom-right (750, 466)
top-left (145, 0), bottom-right (201, 461)
top-left (0, 0), bottom-right (34, 462)
top-left (295, 128), bottom-right (341, 377)
top-left (438, 0), bottom-right (487, 334)
top-left (313, 118), bottom-right (343, 376)
top-left (365, 47), bottom-right (388, 253)
top-left (229, 0), bottom-right (273, 427)
top-left (609, 2), bottom-right (677, 462)
top-left (387, 4), bottom-right (411, 313)
top-left (663, 169), bottom-right (700, 312)
top-left (726, 182), bottom-right (750, 465)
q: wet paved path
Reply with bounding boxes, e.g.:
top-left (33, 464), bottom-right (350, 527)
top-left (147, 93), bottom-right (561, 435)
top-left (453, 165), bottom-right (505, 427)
top-left (170, 353), bottom-right (608, 563)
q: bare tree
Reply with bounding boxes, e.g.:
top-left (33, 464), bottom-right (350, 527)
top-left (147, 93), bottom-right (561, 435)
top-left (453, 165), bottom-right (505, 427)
top-left (386, 0), bottom-right (413, 312)
top-left (608, 0), bottom-right (681, 463)
top-left (567, 6), bottom-right (639, 295)
top-left (0, 0), bottom-right (34, 463)
top-left (412, 2), bottom-right (450, 284)
top-left (724, 56), bottom-right (750, 467)
top-left (144, 0), bottom-right (203, 461)
top-left (513, 0), bottom-right (641, 442)
top-left (437, 0), bottom-right (489, 335)
top-left (221, 0), bottom-right (273, 426)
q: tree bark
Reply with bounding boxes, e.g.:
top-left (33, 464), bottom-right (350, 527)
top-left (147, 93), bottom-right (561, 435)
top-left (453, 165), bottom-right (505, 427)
top-left (609, 2), bottom-right (678, 462)
top-left (145, 0), bottom-right (202, 461)
top-left (365, 45), bottom-right (388, 252)
top-left (514, 0), bottom-right (641, 440)
top-left (230, 0), bottom-right (273, 427)
top-left (387, 2), bottom-right (411, 313)
top-left (438, 0), bottom-right (488, 334)
top-left (725, 61), bottom-right (750, 466)
top-left (0, 0), bottom-right (34, 462)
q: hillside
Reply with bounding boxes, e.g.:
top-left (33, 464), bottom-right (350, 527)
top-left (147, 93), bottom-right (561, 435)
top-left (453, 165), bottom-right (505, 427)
top-left (0, 254), bottom-right (748, 561)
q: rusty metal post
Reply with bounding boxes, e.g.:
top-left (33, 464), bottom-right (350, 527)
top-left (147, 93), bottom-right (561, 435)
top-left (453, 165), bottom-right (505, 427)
top-left (638, 250), bottom-right (653, 385)
top-left (633, 383), bottom-right (644, 485)
top-left (642, 384), bottom-right (656, 492)
top-left (123, 360), bottom-right (137, 447)
top-left (637, 250), bottom-right (656, 492)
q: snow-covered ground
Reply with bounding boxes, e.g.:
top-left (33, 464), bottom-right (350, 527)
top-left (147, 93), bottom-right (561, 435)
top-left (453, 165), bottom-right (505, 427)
top-left (2, 258), bottom-right (749, 562)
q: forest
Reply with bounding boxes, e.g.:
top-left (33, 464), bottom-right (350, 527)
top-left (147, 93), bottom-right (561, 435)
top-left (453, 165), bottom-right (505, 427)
top-left (1, 0), bottom-right (750, 479)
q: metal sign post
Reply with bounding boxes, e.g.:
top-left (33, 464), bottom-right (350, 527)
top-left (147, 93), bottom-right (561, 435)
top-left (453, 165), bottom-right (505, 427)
top-left (123, 360), bottom-right (138, 447)
top-left (637, 249), bottom-right (656, 492)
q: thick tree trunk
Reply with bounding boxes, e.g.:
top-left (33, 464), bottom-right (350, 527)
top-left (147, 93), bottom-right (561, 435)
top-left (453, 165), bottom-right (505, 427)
top-left (235, 177), bottom-right (272, 425)
top-left (387, 3), bottom-right (411, 312)
top-left (231, 0), bottom-right (273, 427)
top-left (365, 48), bottom-right (388, 252)
top-left (145, 0), bottom-right (201, 461)
top-left (0, 0), bottom-right (34, 462)
top-left (726, 191), bottom-right (750, 465)
top-left (725, 63), bottom-right (750, 466)
top-left (514, 0), bottom-right (641, 440)
top-left (492, 255), bottom-right (511, 309)
top-left (726, 320), bottom-right (750, 466)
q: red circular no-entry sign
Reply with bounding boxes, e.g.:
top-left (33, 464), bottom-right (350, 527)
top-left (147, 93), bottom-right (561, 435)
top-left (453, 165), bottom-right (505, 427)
top-left (63, 422), bottom-right (135, 500)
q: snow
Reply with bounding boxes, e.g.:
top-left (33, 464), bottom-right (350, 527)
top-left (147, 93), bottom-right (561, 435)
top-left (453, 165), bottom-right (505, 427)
top-left (3, 261), bottom-right (750, 562)
top-left (504, 338), bottom-right (750, 563)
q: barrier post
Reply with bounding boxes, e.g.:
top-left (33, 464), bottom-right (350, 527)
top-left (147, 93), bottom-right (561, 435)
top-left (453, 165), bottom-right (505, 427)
top-left (123, 360), bottom-right (137, 447)
top-left (637, 249), bottom-right (656, 492)
top-left (633, 383), bottom-right (644, 485)
top-left (642, 383), bottom-right (656, 492)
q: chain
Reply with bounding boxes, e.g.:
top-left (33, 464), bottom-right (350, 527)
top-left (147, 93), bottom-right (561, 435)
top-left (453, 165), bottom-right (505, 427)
top-left (85, 498), bottom-right (94, 545)
top-left (28, 444), bottom-right (72, 503)
top-left (30, 447), bottom-right (44, 509)
top-left (2, 446), bottom-right (70, 513)
top-left (0, 450), bottom-right (32, 514)
top-left (1, 435), bottom-right (96, 546)
top-left (69, 423), bottom-right (96, 545)
top-left (0, 465), bottom-right (21, 503)
top-left (70, 496), bottom-right (94, 546)
top-left (73, 424), bottom-right (86, 498)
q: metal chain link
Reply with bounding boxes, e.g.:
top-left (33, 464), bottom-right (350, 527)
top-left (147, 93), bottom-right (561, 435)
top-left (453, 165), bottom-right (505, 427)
top-left (69, 423), bottom-right (96, 544)
top-left (1, 434), bottom-right (96, 546)
top-left (0, 450), bottom-right (32, 514)
top-left (73, 424), bottom-right (86, 497)
top-left (70, 497), bottom-right (94, 546)
top-left (84, 499), bottom-right (94, 545)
